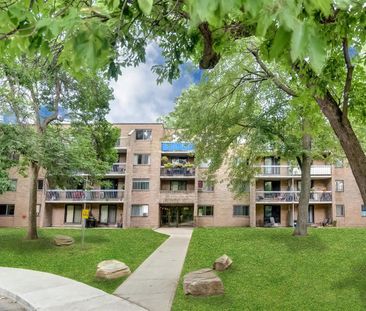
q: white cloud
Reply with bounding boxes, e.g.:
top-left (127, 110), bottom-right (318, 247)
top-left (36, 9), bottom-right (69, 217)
top-left (107, 44), bottom-right (194, 123)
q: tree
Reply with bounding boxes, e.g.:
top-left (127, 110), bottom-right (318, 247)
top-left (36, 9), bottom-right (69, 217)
top-left (165, 47), bottom-right (339, 235)
top-left (0, 54), bottom-right (118, 240)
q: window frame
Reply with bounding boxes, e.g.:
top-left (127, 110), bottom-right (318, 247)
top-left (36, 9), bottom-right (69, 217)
top-left (64, 204), bottom-right (82, 224)
top-left (336, 204), bottom-right (345, 217)
top-left (99, 204), bottom-right (117, 224)
top-left (170, 180), bottom-right (187, 191)
top-left (0, 204), bottom-right (15, 216)
top-left (131, 204), bottom-right (149, 217)
top-left (134, 154), bottom-right (151, 165)
top-left (37, 179), bottom-right (44, 191)
top-left (233, 205), bottom-right (249, 217)
top-left (135, 129), bottom-right (152, 141)
top-left (361, 205), bottom-right (366, 217)
top-left (9, 179), bottom-right (17, 192)
top-left (198, 205), bottom-right (214, 217)
top-left (335, 180), bottom-right (344, 192)
top-left (132, 179), bottom-right (150, 191)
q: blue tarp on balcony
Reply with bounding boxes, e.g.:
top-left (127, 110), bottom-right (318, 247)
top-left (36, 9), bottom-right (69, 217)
top-left (161, 142), bottom-right (195, 152)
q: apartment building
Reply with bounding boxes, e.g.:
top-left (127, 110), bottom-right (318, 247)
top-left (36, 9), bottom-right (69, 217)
top-left (0, 123), bottom-right (364, 228)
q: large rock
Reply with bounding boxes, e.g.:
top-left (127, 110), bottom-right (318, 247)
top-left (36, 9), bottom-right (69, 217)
top-left (213, 254), bottom-right (233, 271)
top-left (95, 260), bottom-right (131, 280)
top-left (183, 268), bottom-right (224, 296)
top-left (53, 235), bottom-right (74, 246)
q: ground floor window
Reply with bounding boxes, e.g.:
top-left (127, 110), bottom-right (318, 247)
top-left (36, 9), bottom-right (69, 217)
top-left (336, 204), bottom-right (345, 217)
top-left (198, 205), bottom-right (214, 216)
top-left (361, 205), bottom-right (366, 217)
top-left (308, 205), bottom-right (314, 223)
top-left (99, 205), bottom-right (117, 224)
top-left (65, 204), bottom-right (82, 223)
top-left (131, 204), bottom-right (148, 217)
top-left (233, 205), bottom-right (249, 216)
top-left (264, 205), bottom-right (280, 223)
top-left (0, 204), bottom-right (15, 216)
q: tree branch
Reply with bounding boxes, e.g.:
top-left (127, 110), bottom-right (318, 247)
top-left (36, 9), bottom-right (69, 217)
top-left (342, 37), bottom-right (354, 122)
top-left (198, 22), bottom-right (220, 69)
top-left (42, 77), bottom-right (61, 129)
top-left (248, 48), bottom-right (298, 97)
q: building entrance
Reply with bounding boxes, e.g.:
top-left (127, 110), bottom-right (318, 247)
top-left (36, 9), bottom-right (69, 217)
top-left (160, 206), bottom-right (194, 227)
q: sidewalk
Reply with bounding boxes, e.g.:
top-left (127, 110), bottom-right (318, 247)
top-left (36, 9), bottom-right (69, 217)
top-left (114, 227), bottom-right (193, 311)
top-left (0, 267), bottom-right (146, 311)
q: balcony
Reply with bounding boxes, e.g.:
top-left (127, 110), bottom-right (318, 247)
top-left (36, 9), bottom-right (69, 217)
top-left (115, 137), bottom-right (128, 150)
top-left (255, 191), bottom-right (332, 203)
top-left (106, 163), bottom-right (126, 176)
top-left (161, 142), bottom-right (195, 153)
top-left (160, 190), bottom-right (195, 204)
top-left (46, 190), bottom-right (124, 203)
top-left (160, 167), bottom-right (196, 178)
top-left (255, 165), bottom-right (332, 177)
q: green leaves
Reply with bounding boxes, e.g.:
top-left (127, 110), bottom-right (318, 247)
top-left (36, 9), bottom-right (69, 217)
top-left (137, 0), bottom-right (153, 16)
top-left (290, 22), bottom-right (306, 61)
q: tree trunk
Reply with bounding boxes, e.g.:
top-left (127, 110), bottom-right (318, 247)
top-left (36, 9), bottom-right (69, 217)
top-left (293, 121), bottom-right (312, 236)
top-left (26, 161), bottom-right (39, 240)
top-left (316, 93), bottom-right (366, 204)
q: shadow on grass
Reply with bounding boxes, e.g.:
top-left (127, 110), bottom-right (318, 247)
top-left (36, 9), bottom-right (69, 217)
top-left (334, 262), bottom-right (366, 308)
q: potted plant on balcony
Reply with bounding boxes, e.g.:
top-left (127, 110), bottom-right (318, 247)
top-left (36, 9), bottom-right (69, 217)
top-left (161, 156), bottom-right (169, 165)
top-left (183, 163), bottom-right (194, 175)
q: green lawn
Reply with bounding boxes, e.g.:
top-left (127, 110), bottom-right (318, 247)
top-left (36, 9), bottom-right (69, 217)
top-left (173, 228), bottom-right (366, 311)
top-left (0, 228), bottom-right (167, 293)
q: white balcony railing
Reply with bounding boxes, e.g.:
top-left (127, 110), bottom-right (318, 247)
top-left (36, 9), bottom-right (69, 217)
top-left (255, 191), bottom-right (332, 203)
top-left (255, 165), bottom-right (332, 177)
top-left (115, 137), bottom-right (128, 149)
top-left (46, 190), bottom-right (124, 202)
top-left (107, 163), bottom-right (126, 175)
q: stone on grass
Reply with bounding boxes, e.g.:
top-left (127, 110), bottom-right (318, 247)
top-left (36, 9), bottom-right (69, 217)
top-left (183, 268), bottom-right (224, 296)
top-left (96, 260), bottom-right (131, 280)
top-left (213, 254), bottom-right (233, 271)
top-left (53, 235), bottom-right (74, 246)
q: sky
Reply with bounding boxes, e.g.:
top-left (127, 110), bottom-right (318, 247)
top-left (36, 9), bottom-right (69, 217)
top-left (107, 44), bottom-right (201, 123)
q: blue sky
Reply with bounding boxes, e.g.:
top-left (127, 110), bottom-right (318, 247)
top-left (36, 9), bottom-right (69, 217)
top-left (107, 44), bottom-right (200, 123)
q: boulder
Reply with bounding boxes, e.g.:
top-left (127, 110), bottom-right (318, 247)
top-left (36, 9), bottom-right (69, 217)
top-left (95, 260), bottom-right (131, 280)
top-left (213, 254), bottom-right (233, 271)
top-left (53, 235), bottom-right (74, 246)
top-left (183, 268), bottom-right (224, 296)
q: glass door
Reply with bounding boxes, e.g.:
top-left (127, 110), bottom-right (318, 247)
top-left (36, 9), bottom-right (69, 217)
top-left (264, 205), bottom-right (281, 224)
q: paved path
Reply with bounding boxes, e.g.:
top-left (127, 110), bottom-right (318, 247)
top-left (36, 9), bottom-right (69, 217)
top-left (0, 296), bottom-right (25, 311)
top-left (0, 267), bottom-right (146, 311)
top-left (114, 228), bottom-right (193, 311)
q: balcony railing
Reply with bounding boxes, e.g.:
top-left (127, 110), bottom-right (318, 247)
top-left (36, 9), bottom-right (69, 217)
top-left (255, 191), bottom-right (332, 203)
top-left (46, 190), bottom-right (124, 202)
top-left (160, 167), bottom-right (196, 177)
top-left (107, 163), bottom-right (126, 175)
top-left (161, 142), bottom-right (195, 152)
top-left (255, 165), bottom-right (332, 177)
top-left (115, 137), bottom-right (128, 149)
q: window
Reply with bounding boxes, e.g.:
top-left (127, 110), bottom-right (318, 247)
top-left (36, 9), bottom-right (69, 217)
top-left (36, 204), bottom-right (41, 217)
top-left (37, 179), bottom-right (44, 190)
top-left (335, 159), bottom-right (344, 168)
top-left (134, 154), bottom-right (150, 165)
top-left (336, 204), bottom-right (345, 217)
top-left (308, 205), bottom-right (314, 223)
top-left (0, 204), bottom-right (15, 216)
top-left (132, 179), bottom-right (150, 191)
top-left (233, 205), bottom-right (249, 216)
top-left (131, 204), bottom-right (148, 217)
top-left (198, 205), bottom-right (214, 216)
top-left (362, 205), bottom-right (366, 217)
top-left (198, 180), bottom-right (214, 192)
top-left (65, 204), bottom-right (82, 223)
top-left (335, 180), bottom-right (344, 192)
top-left (136, 129), bottom-right (152, 140)
top-left (99, 205), bottom-right (117, 224)
top-left (170, 180), bottom-right (187, 191)
top-left (9, 179), bottom-right (17, 191)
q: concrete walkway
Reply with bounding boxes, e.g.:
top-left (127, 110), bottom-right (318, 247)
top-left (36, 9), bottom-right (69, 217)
top-left (0, 267), bottom-right (146, 311)
top-left (114, 228), bottom-right (193, 311)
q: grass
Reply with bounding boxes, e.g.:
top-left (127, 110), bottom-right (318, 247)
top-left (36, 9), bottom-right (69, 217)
top-left (173, 227), bottom-right (366, 311)
top-left (0, 228), bottom-right (167, 293)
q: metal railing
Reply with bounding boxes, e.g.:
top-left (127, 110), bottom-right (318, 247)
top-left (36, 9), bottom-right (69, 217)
top-left (255, 191), bottom-right (332, 203)
top-left (115, 137), bottom-right (128, 148)
top-left (160, 167), bottom-right (196, 177)
top-left (108, 163), bottom-right (126, 174)
top-left (46, 190), bottom-right (124, 202)
top-left (255, 165), bottom-right (332, 176)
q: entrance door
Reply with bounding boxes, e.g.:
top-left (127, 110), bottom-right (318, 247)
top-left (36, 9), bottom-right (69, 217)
top-left (160, 206), bottom-right (193, 227)
top-left (264, 205), bottom-right (281, 224)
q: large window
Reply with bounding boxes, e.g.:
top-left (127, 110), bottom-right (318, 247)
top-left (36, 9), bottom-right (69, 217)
top-left (198, 205), bottom-right (214, 216)
top-left (170, 180), bottom-right (187, 191)
top-left (132, 179), bottom-right (150, 191)
top-left (131, 204), bottom-right (148, 217)
top-left (134, 154), bottom-right (150, 165)
top-left (233, 205), bottom-right (249, 216)
top-left (136, 129), bottom-right (152, 140)
top-left (335, 180), bottom-right (344, 192)
top-left (362, 205), bottom-right (366, 217)
top-left (0, 204), bottom-right (15, 216)
top-left (65, 204), bottom-right (82, 223)
top-left (99, 205), bottom-right (117, 224)
top-left (37, 179), bottom-right (44, 190)
top-left (336, 204), bottom-right (345, 217)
